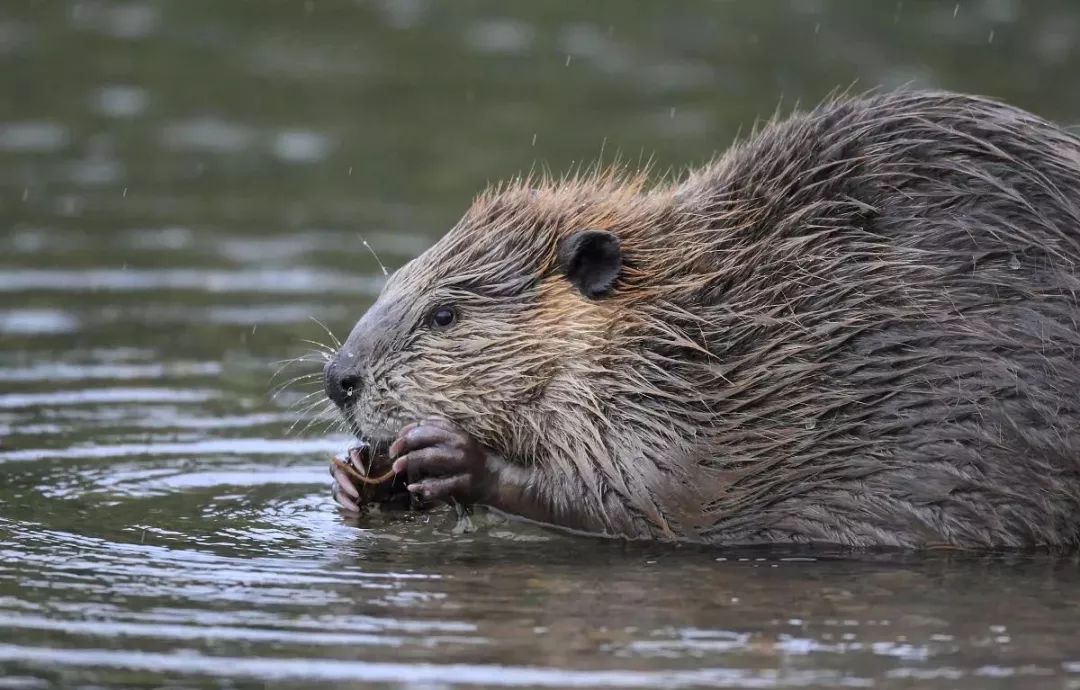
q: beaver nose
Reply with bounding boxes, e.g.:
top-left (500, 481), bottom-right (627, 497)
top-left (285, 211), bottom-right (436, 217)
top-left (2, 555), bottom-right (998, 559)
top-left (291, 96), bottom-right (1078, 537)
top-left (323, 357), bottom-right (361, 408)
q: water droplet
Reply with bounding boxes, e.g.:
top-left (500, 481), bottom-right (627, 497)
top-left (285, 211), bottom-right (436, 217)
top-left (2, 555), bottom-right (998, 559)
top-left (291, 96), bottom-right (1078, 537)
top-left (805, 419), bottom-right (817, 430)
top-left (1008, 254), bottom-right (1021, 270)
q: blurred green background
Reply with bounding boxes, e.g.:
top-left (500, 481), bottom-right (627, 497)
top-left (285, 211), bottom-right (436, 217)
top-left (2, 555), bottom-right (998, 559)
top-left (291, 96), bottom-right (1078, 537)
top-left (4, 1), bottom-right (1079, 263)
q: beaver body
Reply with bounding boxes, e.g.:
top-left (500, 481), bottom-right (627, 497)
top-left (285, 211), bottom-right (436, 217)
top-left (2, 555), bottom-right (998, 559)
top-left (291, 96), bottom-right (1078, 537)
top-left (326, 91), bottom-right (1080, 548)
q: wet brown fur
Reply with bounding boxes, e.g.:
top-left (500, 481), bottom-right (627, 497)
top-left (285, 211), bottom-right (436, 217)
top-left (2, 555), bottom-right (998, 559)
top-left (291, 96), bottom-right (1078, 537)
top-left (336, 90), bottom-right (1080, 548)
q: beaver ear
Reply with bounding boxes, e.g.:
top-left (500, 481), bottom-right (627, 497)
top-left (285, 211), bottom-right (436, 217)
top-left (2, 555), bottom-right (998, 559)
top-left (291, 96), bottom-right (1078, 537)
top-left (557, 229), bottom-right (622, 299)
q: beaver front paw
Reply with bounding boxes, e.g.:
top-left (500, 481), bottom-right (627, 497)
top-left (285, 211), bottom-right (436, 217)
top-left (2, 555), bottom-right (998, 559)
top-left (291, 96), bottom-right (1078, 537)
top-left (389, 417), bottom-right (493, 505)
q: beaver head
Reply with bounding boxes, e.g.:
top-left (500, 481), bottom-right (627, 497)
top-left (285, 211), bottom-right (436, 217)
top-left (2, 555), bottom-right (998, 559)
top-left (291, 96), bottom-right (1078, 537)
top-left (323, 172), bottom-right (699, 482)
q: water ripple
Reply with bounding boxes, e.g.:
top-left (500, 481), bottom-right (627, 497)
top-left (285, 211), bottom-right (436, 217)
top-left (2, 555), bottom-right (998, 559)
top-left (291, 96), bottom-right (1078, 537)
top-left (0, 268), bottom-right (382, 295)
top-left (0, 439), bottom-right (344, 463)
top-left (0, 645), bottom-right (876, 688)
top-left (0, 388), bottom-right (217, 409)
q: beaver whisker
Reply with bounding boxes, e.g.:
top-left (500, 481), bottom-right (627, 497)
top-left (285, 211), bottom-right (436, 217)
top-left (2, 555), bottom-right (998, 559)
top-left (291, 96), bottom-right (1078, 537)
top-left (268, 352), bottom-right (323, 384)
top-left (287, 397), bottom-right (337, 437)
top-left (357, 235), bottom-right (390, 279)
top-left (308, 316), bottom-right (343, 349)
top-left (269, 371), bottom-right (322, 399)
top-left (287, 387), bottom-right (331, 410)
top-left (304, 412), bottom-right (342, 438)
top-left (299, 339), bottom-right (336, 358)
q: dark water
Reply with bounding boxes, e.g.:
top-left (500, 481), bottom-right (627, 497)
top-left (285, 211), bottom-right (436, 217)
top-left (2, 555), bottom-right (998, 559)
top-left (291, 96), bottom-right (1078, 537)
top-left (2, 1), bottom-right (1080, 688)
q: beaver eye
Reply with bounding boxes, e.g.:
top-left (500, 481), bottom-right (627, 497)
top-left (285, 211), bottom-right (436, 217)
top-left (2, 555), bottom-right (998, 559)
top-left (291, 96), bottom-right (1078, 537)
top-left (429, 306), bottom-right (456, 329)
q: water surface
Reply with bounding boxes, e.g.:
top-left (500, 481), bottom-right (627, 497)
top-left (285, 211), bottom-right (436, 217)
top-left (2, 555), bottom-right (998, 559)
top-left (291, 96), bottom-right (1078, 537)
top-left (2, 2), bottom-right (1080, 688)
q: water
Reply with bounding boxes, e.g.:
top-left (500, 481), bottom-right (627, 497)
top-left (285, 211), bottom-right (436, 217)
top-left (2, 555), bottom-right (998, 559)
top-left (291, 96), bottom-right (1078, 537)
top-left (2, 1), bottom-right (1080, 687)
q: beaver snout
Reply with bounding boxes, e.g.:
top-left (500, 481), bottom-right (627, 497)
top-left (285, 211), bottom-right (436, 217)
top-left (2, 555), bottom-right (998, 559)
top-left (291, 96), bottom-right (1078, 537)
top-left (323, 355), bottom-right (362, 408)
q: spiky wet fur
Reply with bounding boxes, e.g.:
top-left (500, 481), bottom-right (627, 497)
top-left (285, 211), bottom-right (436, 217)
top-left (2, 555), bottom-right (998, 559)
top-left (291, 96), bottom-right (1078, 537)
top-left (341, 90), bottom-right (1080, 548)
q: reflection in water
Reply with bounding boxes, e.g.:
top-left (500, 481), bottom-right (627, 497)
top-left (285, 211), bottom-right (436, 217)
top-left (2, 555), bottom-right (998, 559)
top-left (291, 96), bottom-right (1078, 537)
top-left (2, 1), bottom-right (1080, 687)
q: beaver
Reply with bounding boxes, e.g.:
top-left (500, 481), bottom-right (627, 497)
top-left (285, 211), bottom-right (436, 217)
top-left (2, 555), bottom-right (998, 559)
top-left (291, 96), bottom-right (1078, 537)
top-left (324, 90), bottom-right (1080, 549)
